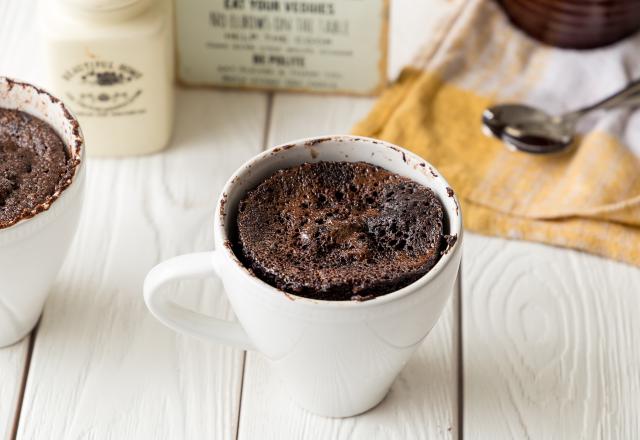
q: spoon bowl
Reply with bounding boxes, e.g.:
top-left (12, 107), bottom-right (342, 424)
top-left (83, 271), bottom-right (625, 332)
top-left (482, 104), bottom-right (575, 153)
top-left (482, 78), bottom-right (640, 154)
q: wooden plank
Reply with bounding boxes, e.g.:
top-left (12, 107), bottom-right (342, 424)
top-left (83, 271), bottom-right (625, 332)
top-left (235, 2), bottom-right (465, 436)
top-left (268, 94), bottom-right (374, 144)
top-left (0, 0), bottom-right (40, 84)
top-left (462, 234), bottom-right (640, 439)
top-left (0, 343), bottom-right (29, 440)
top-left (236, 92), bottom-right (459, 439)
top-left (387, 0), bottom-right (466, 80)
top-left (16, 89), bottom-right (268, 439)
top-left (0, 1), bottom-right (42, 438)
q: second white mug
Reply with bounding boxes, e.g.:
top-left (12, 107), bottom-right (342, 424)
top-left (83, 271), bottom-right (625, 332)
top-left (0, 77), bottom-right (86, 347)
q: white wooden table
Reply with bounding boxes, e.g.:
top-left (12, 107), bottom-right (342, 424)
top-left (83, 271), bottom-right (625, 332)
top-left (2, 1), bottom-right (640, 438)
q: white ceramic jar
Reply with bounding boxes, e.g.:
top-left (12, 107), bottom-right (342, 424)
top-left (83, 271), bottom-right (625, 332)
top-left (41, 0), bottom-right (174, 156)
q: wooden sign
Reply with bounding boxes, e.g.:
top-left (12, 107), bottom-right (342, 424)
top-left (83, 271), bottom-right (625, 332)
top-left (176, 0), bottom-right (389, 95)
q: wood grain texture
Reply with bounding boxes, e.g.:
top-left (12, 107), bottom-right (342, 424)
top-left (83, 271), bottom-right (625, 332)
top-left (16, 89), bottom-right (267, 439)
top-left (462, 235), bottom-right (640, 439)
top-left (236, 93), bottom-right (460, 439)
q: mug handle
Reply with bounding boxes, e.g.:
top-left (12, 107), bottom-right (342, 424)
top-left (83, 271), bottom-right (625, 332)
top-left (143, 251), bottom-right (254, 351)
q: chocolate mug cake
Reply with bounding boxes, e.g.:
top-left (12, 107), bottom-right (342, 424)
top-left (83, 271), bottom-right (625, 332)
top-left (235, 161), bottom-right (447, 301)
top-left (0, 108), bottom-right (76, 228)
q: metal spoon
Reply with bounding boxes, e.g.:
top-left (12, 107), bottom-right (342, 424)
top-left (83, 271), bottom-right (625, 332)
top-left (482, 78), bottom-right (640, 154)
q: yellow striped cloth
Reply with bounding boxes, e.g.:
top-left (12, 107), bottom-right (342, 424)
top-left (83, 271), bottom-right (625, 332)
top-left (354, 0), bottom-right (640, 266)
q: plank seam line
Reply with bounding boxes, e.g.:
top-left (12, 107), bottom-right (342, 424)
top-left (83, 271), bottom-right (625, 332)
top-left (234, 351), bottom-right (248, 440)
top-left (235, 91), bottom-right (274, 440)
top-left (10, 322), bottom-right (38, 440)
top-left (261, 93), bottom-right (274, 150)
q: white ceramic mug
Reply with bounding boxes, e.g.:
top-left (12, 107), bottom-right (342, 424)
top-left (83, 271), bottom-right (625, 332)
top-left (144, 135), bottom-right (462, 417)
top-left (0, 77), bottom-right (85, 347)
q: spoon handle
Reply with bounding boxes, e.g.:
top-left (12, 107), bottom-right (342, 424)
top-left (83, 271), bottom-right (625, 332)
top-left (565, 78), bottom-right (640, 120)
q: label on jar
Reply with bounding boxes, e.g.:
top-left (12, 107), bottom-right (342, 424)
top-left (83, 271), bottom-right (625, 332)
top-left (60, 60), bottom-right (147, 118)
top-left (176, 0), bottom-right (388, 95)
